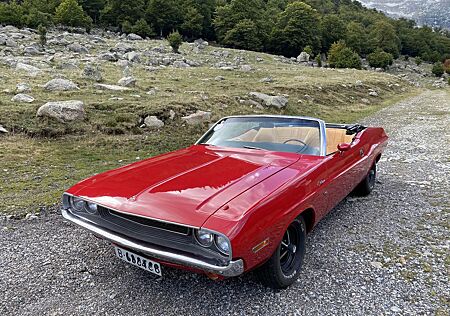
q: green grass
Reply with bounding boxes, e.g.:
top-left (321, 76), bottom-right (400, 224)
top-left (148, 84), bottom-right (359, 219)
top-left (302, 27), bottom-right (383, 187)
top-left (0, 41), bottom-right (417, 216)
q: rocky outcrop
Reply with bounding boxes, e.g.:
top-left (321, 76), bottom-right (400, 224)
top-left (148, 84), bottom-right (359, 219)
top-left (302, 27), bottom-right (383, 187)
top-left (37, 100), bottom-right (85, 123)
top-left (143, 116), bottom-right (164, 129)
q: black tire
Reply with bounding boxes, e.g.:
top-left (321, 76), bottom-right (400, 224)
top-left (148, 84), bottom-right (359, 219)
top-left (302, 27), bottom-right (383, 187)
top-left (353, 163), bottom-right (377, 196)
top-left (256, 217), bottom-right (306, 289)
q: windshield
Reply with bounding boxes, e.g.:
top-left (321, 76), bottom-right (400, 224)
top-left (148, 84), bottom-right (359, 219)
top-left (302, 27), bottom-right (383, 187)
top-left (198, 117), bottom-right (321, 156)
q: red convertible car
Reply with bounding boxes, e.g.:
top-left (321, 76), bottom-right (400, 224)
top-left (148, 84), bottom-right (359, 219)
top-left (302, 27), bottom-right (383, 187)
top-left (62, 115), bottom-right (388, 288)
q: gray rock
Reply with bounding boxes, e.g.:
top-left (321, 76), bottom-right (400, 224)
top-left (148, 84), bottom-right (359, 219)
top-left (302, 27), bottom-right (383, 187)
top-left (82, 63), bottom-right (102, 82)
top-left (118, 76), bottom-right (136, 87)
top-left (11, 94), bottom-right (34, 103)
top-left (240, 65), bottom-right (252, 72)
top-left (98, 52), bottom-right (118, 62)
top-left (181, 111), bottom-right (212, 125)
top-left (37, 100), bottom-right (85, 123)
top-left (260, 77), bottom-right (273, 83)
top-left (0, 34), bottom-right (7, 45)
top-left (16, 83), bottom-right (31, 93)
top-left (44, 78), bottom-right (79, 91)
top-left (68, 43), bottom-right (89, 54)
top-left (193, 38), bottom-right (208, 49)
top-left (58, 61), bottom-right (79, 70)
top-left (24, 46), bottom-right (40, 55)
top-left (169, 110), bottom-right (176, 120)
top-left (144, 116), bottom-right (164, 129)
top-left (15, 63), bottom-right (41, 76)
top-left (5, 39), bottom-right (17, 47)
top-left (0, 125), bottom-right (8, 133)
top-left (113, 42), bottom-right (134, 53)
top-left (249, 92), bottom-right (288, 108)
top-left (124, 51), bottom-right (140, 63)
top-left (126, 33), bottom-right (143, 41)
top-left (215, 76), bottom-right (225, 81)
top-left (297, 52), bottom-right (310, 63)
top-left (369, 91), bottom-right (379, 97)
top-left (173, 60), bottom-right (190, 68)
top-left (94, 83), bottom-right (131, 91)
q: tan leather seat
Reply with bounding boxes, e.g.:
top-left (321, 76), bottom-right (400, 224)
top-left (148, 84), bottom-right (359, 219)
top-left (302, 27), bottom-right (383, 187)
top-left (252, 127), bottom-right (320, 148)
top-left (326, 128), bottom-right (354, 155)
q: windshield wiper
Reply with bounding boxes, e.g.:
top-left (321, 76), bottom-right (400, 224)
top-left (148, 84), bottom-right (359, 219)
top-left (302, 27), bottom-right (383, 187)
top-left (243, 145), bottom-right (266, 151)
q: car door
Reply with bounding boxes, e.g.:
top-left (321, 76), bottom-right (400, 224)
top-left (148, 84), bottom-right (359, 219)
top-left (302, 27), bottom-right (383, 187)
top-left (324, 140), bottom-right (364, 211)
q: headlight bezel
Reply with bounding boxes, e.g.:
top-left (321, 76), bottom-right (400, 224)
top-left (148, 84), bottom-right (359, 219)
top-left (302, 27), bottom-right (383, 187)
top-left (65, 194), bottom-right (98, 215)
top-left (194, 229), bottom-right (214, 248)
top-left (194, 228), bottom-right (231, 258)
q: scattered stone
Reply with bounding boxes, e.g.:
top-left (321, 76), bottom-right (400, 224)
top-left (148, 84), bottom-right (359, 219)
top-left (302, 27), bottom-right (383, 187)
top-left (181, 111), bottom-right (212, 125)
top-left (59, 61), bottom-right (79, 70)
top-left (124, 51), bottom-right (140, 63)
top-left (37, 100), bottom-right (85, 123)
top-left (173, 60), bottom-right (190, 68)
top-left (16, 83), bottom-right (31, 93)
top-left (370, 261), bottom-right (383, 269)
top-left (169, 110), bottom-right (176, 120)
top-left (99, 52), bottom-right (118, 62)
top-left (82, 63), bottom-right (103, 82)
top-left (193, 38), bottom-right (208, 49)
top-left (25, 213), bottom-right (38, 220)
top-left (240, 65), bottom-right (252, 72)
top-left (24, 46), bottom-right (40, 55)
top-left (215, 76), bottom-right (225, 81)
top-left (361, 98), bottom-right (370, 104)
top-left (0, 125), bottom-right (8, 133)
top-left (11, 94), bottom-right (34, 103)
top-left (143, 116), bottom-right (164, 129)
top-left (68, 43), bottom-right (89, 54)
top-left (297, 52), bottom-right (310, 63)
top-left (15, 63), bottom-right (41, 76)
top-left (94, 83), bottom-right (131, 91)
top-left (5, 39), bottom-right (18, 47)
top-left (355, 80), bottom-right (363, 86)
top-left (113, 42), bottom-right (134, 53)
top-left (44, 78), bottom-right (79, 91)
top-left (118, 76), bottom-right (136, 87)
top-left (260, 77), bottom-right (273, 83)
top-left (369, 91), bottom-right (379, 97)
top-left (127, 33), bottom-right (143, 41)
top-left (249, 92), bottom-right (288, 108)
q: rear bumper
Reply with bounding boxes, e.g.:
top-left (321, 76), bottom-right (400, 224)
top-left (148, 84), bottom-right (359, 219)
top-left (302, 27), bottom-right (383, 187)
top-left (61, 209), bottom-right (244, 277)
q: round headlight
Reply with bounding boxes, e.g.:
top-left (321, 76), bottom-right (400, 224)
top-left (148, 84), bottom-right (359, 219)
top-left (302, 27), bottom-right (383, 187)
top-left (215, 235), bottom-right (230, 256)
top-left (85, 202), bottom-right (98, 214)
top-left (195, 230), bottom-right (213, 247)
top-left (71, 197), bottom-right (85, 211)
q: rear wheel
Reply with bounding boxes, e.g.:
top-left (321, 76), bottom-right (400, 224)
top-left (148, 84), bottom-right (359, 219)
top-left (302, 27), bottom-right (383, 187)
top-left (354, 163), bottom-right (377, 196)
top-left (256, 217), bottom-right (306, 289)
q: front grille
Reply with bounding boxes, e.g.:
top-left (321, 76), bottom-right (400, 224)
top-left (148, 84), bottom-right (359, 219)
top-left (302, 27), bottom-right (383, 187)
top-left (107, 209), bottom-right (190, 235)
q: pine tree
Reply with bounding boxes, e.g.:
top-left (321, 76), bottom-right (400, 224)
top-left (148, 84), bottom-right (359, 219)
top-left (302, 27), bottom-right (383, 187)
top-left (369, 21), bottom-right (401, 58)
top-left (181, 7), bottom-right (204, 39)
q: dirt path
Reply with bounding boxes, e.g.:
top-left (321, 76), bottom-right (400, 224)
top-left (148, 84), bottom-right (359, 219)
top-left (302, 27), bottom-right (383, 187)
top-left (1, 89), bottom-right (449, 315)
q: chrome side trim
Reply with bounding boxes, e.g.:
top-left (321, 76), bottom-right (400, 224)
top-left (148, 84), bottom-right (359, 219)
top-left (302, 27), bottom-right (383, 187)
top-left (62, 209), bottom-right (244, 277)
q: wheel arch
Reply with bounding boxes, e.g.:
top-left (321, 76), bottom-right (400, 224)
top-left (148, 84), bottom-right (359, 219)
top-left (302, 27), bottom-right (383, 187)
top-left (297, 207), bottom-right (316, 234)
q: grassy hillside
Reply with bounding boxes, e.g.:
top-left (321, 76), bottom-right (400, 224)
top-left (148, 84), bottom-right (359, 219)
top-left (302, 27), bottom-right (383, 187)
top-left (0, 39), bottom-right (415, 216)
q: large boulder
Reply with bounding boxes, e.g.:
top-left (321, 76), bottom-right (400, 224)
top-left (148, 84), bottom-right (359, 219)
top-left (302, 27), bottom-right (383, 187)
top-left (127, 33), bottom-right (143, 41)
top-left (68, 43), bottom-right (89, 54)
top-left (11, 93), bottom-right (34, 103)
top-left (297, 52), bottom-right (310, 63)
top-left (98, 52), bottom-right (119, 62)
top-left (24, 46), bottom-right (41, 55)
top-left (181, 111), bottom-right (212, 125)
top-left (94, 83), bottom-right (131, 91)
top-left (37, 100), bottom-right (85, 123)
top-left (44, 78), bottom-right (79, 91)
top-left (249, 92), bottom-right (288, 109)
top-left (113, 42), bottom-right (134, 53)
top-left (124, 51), bottom-right (140, 63)
top-left (15, 63), bottom-right (41, 76)
top-left (143, 116), bottom-right (164, 129)
top-left (118, 76), bottom-right (136, 87)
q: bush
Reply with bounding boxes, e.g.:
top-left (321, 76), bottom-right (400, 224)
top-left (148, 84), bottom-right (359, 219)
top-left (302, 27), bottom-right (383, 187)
top-left (328, 41), bottom-right (361, 69)
top-left (25, 8), bottom-right (53, 28)
top-left (0, 1), bottom-right (24, 27)
top-left (303, 45), bottom-right (313, 56)
top-left (55, 0), bottom-right (92, 29)
top-left (367, 50), bottom-right (393, 69)
top-left (132, 19), bottom-right (154, 38)
top-left (38, 24), bottom-right (47, 47)
top-left (167, 31), bottom-right (183, 53)
top-left (431, 62), bottom-right (444, 77)
top-left (121, 20), bottom-right (133, 34)
top-left (316, 55), bottom-right (322, 67)
top-left (223, 19), bottom-right (262, 51)
top-left (415, 57), bottom-right (423, 66)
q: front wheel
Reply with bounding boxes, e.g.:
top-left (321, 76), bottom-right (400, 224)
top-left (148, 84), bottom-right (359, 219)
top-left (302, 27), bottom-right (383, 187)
top-left (353, 163), bottom-right (377, 196)
top-left (256, 217), bottom-right (306, 289)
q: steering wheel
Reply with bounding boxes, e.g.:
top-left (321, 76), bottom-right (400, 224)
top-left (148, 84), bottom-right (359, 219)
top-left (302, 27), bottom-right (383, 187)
top-left (283, 139), bottom-right (308, 147)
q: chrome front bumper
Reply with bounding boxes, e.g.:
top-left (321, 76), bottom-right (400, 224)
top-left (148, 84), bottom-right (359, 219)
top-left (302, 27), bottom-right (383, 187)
top-left (61, 209), bottom-right (244, 277)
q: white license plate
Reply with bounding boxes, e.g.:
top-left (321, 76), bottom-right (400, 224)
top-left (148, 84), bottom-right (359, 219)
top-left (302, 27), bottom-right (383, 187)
top-left (114, 246), bottom-right (162, 276)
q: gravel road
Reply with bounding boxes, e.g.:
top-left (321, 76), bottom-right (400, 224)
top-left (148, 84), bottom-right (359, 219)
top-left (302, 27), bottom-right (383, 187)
top-left (1, 89), bottom-right (449, 315)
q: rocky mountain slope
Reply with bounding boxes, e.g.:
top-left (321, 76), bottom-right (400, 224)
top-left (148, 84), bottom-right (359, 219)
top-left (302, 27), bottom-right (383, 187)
top-left (359, 0), bottom-right (450, 29)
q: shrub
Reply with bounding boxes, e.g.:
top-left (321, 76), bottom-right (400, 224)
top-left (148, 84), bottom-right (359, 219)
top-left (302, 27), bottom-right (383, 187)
top-left (448, 78), bottom-right (450, 86)
top-left (367, 50), bottom-right (393, 69)
top-left (316, 55), bottom-right (322, 67)
top-left (38, 24), bottom-right (47, 47)
top-left (132, 19), bottom-right (155, 38)
top-left (121, 20), bottom-right (133, 34)
top-left (55, 0), bottom-right (92, 29)
top-left (328, 41), bottom-right (361, 69)
top-left (223, 19), bottom-right (262, 51)
top-left (0, 1), bottom-right (24, 27)
top-left (431, 62), bottom-right (444, 77)
top-left (167, 31), bottom-right (183, 53)
top-left (415, 57), bottom-right (423, 66)
top-left (303, 45), bottom-right (313, 56)
top-left (25, 8), bottom-right (53, 28)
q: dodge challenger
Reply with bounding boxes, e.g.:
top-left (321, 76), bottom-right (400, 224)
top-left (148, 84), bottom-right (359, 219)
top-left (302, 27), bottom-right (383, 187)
top-left (62, 115), bottom-right (388, 288)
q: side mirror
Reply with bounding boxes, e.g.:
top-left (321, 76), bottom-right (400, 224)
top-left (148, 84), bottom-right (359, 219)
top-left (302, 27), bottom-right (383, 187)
top-left (337, 143), bottom-right (351, 152)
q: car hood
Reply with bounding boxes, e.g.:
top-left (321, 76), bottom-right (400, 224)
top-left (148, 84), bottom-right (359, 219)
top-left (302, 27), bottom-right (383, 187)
top-left (67, 145), bottom-right (301, 227)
